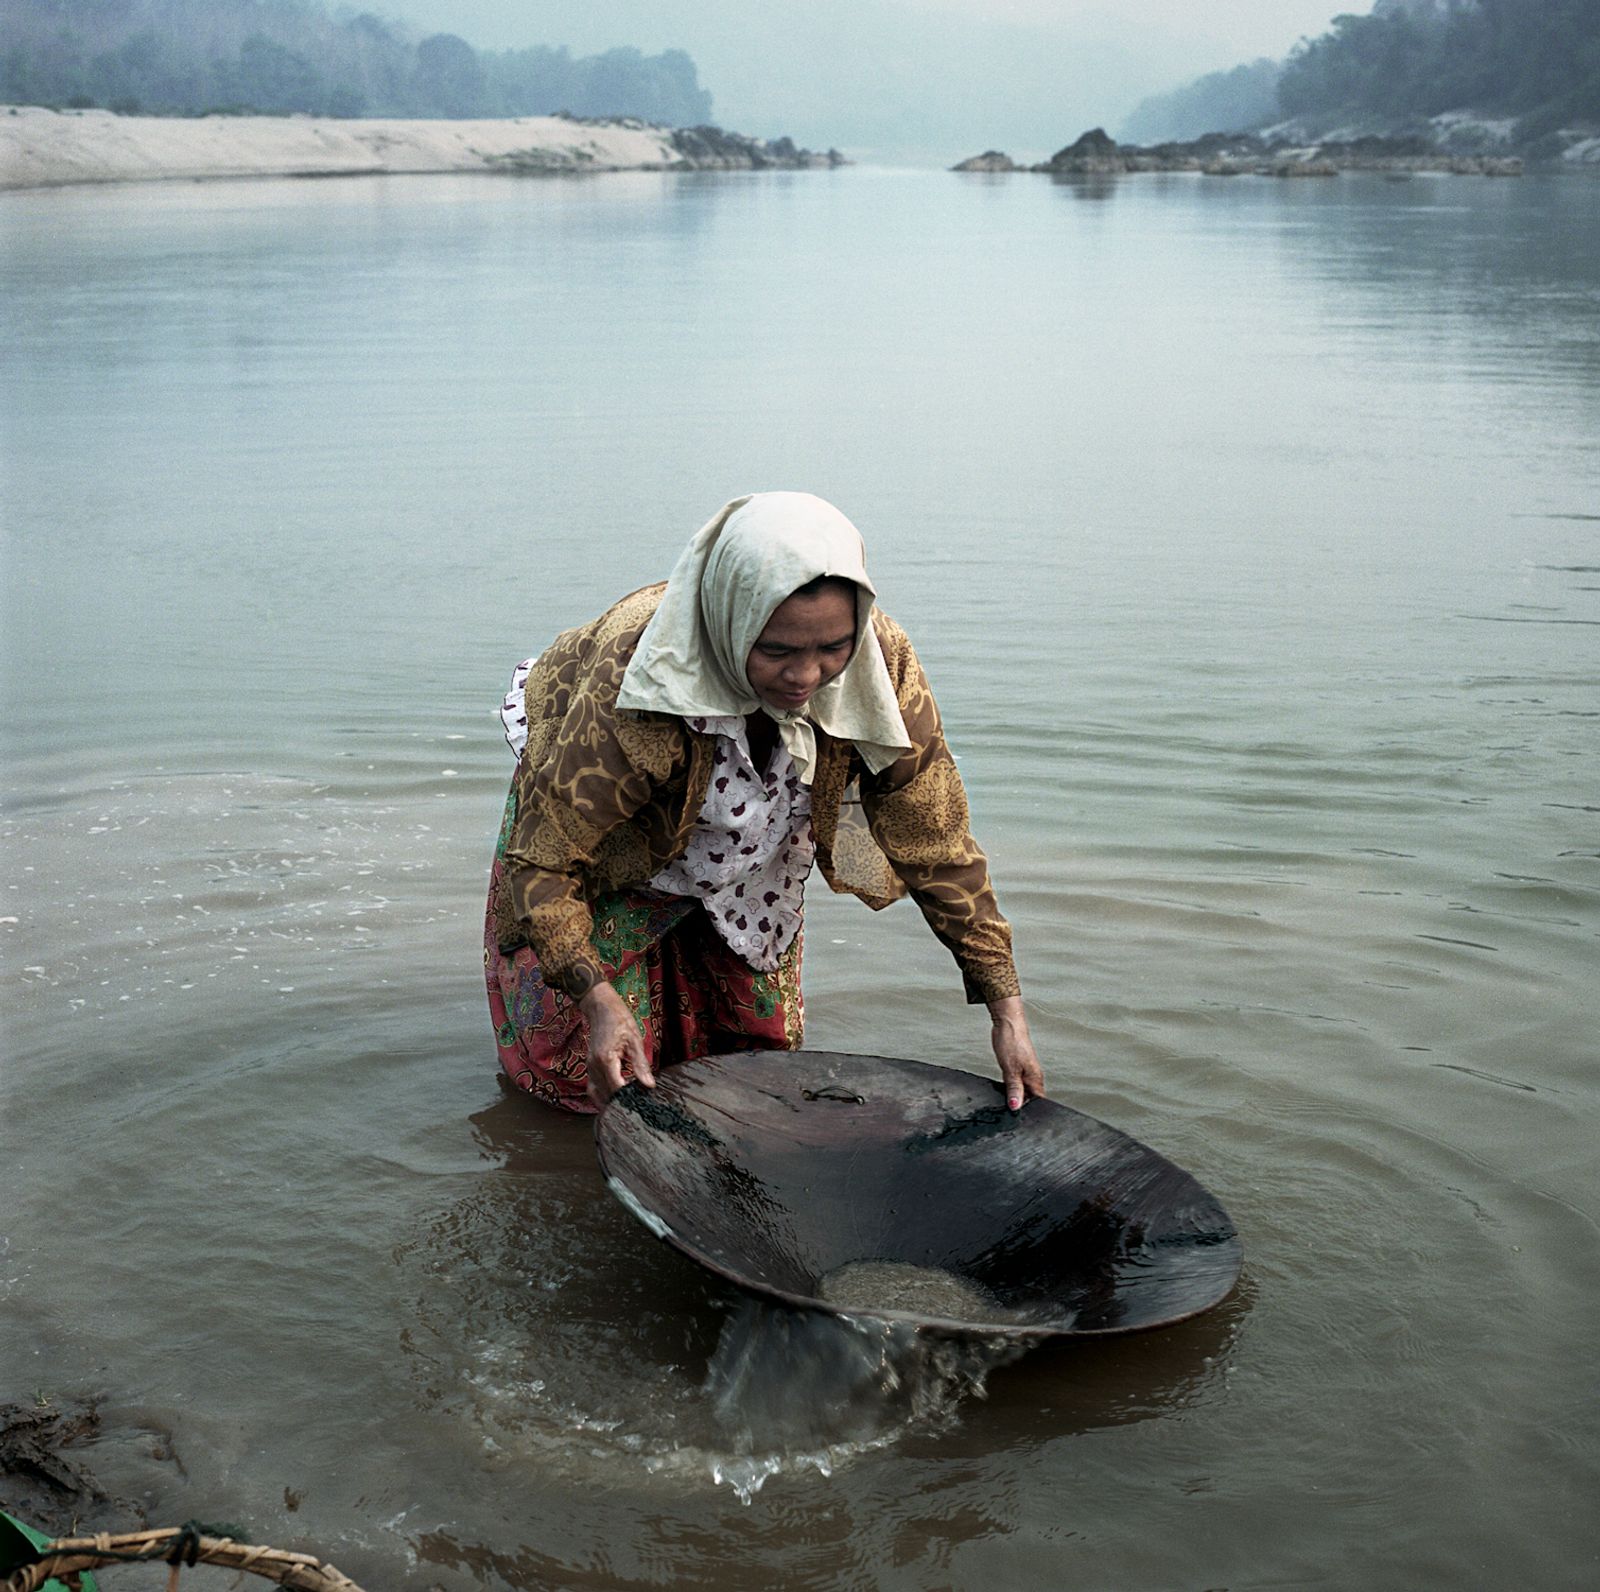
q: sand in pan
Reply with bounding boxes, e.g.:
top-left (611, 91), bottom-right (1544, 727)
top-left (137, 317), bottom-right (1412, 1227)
top-left (0, 105), bottom-right (692, 191)
top-left (817, 1260), bottom-right (1026, 1325)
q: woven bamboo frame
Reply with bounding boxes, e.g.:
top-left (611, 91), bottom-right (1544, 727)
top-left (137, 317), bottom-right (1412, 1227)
top-left (3, 1526), bottom-right (368, 1591)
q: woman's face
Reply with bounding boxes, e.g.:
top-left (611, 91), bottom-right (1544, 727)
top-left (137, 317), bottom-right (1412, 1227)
top-left (745, 582), bottom-right (857, 713)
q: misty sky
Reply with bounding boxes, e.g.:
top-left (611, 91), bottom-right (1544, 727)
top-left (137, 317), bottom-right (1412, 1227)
top-left (400, 0), bottom-right (1363, 160)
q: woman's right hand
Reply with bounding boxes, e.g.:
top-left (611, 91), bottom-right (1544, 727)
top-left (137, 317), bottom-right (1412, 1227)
top-left (579, 981), bottom-right (654, 1109)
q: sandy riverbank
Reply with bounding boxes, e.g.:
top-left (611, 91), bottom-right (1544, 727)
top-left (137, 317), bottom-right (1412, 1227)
top-left (0, 105), bottom-right (838, 191)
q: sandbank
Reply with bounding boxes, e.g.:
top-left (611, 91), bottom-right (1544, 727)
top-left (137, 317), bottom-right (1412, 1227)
top-left (0, 105), bottom-right (834, 192)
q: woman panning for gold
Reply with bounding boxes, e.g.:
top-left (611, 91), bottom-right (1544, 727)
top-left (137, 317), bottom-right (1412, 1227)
top-left (484, 491), bottom-right (1045, 1111)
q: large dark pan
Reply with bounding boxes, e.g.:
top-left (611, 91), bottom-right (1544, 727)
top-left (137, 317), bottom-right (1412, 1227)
top-left (595, 1051), bottom-right (1242, 1339)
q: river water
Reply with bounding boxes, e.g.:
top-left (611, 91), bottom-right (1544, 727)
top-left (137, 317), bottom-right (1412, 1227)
top-left (3, 166), bottom-right (1598, 1588)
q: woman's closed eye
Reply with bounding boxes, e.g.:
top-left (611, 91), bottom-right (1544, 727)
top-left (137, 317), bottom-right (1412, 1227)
top-left (755, 636), bottom-right (857, 656)
top-left (757, 638), bottom-right (852, 659)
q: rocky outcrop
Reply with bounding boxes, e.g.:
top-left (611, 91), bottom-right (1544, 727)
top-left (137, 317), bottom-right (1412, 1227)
top-left (669, 125), bottom-right (845, 169)
top-left (950, 150), bottom-right (1017, 172)
top-left (1006, 126), bottom-right (1523, 178)
top-left (486, 123), bottom-right (843, 173)
top-left (1042, 127), bottom-right (1124, 173)
top-left (1260, 107), bottom-right (1600, 167)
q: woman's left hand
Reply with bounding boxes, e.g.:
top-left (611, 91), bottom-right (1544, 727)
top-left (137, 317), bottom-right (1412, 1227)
top-left (988, 995), bottom-right (1045, 1111)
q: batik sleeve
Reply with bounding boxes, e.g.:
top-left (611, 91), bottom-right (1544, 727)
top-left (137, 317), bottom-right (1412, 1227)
top-left (502, 676), bottom-right (684, 1001)
top-left (861, 619), bottom-right (1021, 1005)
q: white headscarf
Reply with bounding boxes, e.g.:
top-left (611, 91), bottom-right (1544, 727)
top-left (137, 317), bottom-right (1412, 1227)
top-left (616, 492), bottom-right (912, 784)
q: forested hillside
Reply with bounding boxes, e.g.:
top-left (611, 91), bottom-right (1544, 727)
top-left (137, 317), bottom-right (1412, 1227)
top-left (1123, 0), bottom-right (1598, 154)
top-left (1121, 60), bottom-right (1281, 146)
top-left (0, 0), bottom-right (714, 124)
top-left (1280, 0), bottom-right (1597, 141)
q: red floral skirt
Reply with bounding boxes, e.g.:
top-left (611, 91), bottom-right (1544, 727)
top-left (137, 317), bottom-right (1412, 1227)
top-left (484, 855), bottom-right (804, 1114)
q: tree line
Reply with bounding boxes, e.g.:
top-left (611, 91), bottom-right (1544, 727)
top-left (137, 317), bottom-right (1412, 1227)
top-left (1123, 0), bottom-right (1597, 150)
top-left (0, 0), bottom-right (715, 124)
top-left (1120, 59), bottom-right (1282, 146)
top-left (1279, 0), bottom-right (1598, 140)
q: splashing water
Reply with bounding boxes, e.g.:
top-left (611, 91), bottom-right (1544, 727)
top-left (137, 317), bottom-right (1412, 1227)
top-left (697, 1296), bottom-right (1027, 1501)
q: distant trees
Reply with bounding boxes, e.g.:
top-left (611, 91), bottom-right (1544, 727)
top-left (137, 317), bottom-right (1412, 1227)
top-left (0, 0), bottom-right (716, 123)
top-left (411, 33), bottom-right (484, 118)
top-left (230, 34), bottom-right (327, 116)
top-left (484, 45), bottom-right (711, 124)
top-left (1120, 59), bottom-right (1282, 143)
top-left (1278, 0), bottom-right (1599, 132)
top-left (1118, 0), bottom-right (1597, 148)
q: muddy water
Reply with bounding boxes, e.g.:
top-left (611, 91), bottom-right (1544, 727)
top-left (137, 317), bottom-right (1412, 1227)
top-left (3, 168), bottom-right (1598, 1587)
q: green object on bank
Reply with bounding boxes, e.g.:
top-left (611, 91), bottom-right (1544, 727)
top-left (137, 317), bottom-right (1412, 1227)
top-left (0, 1509), bottom-right (99, 1591)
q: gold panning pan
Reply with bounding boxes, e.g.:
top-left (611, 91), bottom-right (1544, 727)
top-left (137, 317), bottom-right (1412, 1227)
top-left (596, 1051), bottom-right (1242, 1338)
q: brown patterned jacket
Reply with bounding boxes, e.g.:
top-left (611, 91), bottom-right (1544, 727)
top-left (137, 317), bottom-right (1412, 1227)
top-left (491, 582), bottom-right (1019, 1005)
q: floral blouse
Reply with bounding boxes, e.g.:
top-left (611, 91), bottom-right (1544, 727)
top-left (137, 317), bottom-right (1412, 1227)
top-left (646, 716), bottom-right (813, 971)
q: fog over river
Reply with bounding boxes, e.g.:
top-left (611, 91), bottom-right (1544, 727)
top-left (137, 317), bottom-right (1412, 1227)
top-left (3, 166), bottom-right (1598, 1588)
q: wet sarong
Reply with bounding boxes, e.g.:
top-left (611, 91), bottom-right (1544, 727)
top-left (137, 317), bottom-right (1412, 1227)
top-left (484, 837), bottom-right (805, 1115)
